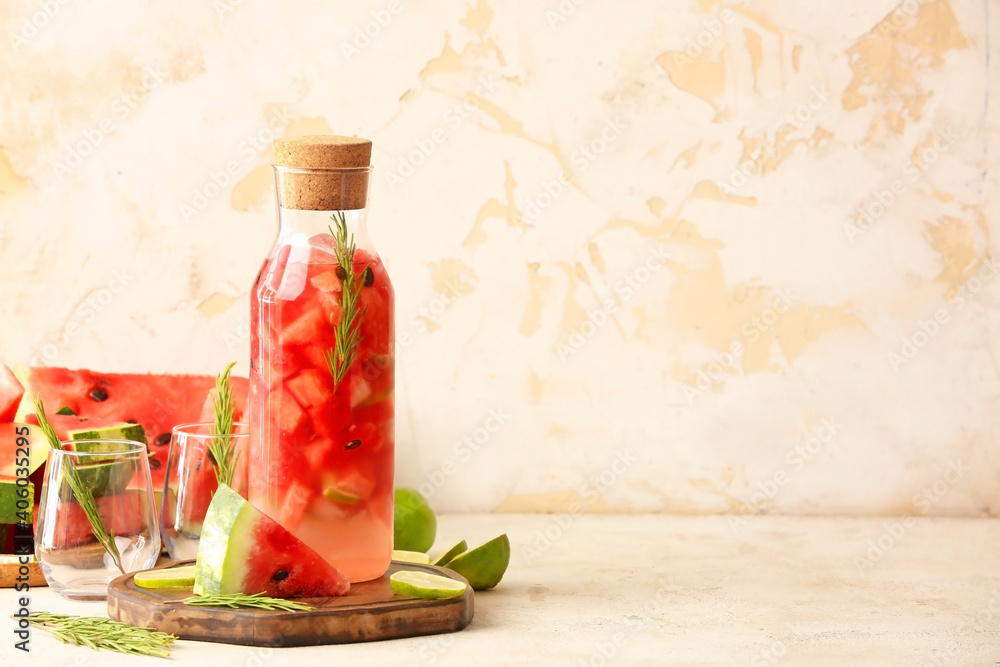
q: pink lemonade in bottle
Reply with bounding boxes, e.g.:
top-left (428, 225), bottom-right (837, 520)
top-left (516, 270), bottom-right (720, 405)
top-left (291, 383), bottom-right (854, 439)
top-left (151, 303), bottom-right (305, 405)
top-left (249, 137), bottom-right (393, 582)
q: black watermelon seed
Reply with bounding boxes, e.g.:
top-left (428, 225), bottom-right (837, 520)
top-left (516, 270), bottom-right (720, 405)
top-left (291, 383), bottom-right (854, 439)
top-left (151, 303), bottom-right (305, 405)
top-left (126, 419), bottom-right (137, 424)
top-left (273, 569), bottom-right (289, 581)
top-left (207, 451), bottom-right (217, 465)
top-left (89, 387), bottom-right (109, 402)
top-left (155, 433), bottom-right (171, 446)
top-left (335, 266), bottom-right (347, 280)
top-left (363, 266), bottom-right (374, 287)
top-left (345, 439), bottom-right (362, 450)
top-left (148, 458), bottom-right (162, 470)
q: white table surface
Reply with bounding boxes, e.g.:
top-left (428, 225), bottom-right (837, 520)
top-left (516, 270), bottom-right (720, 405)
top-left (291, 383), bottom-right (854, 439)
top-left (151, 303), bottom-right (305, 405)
top-left (2, 514), bottom-right (999, 666)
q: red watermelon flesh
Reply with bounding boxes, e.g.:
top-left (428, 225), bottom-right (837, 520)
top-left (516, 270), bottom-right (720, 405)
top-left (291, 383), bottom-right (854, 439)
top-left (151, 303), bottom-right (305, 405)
top-left (48, 490), bottom-right (147, 548)
top-left (0, 365), bottom-right (24, 422)
top-left (244, 506), bottom-right (350, 598)
top-left (15, 367), bottom-right (249, 488)
top-left (195, 484), bottom-right (349, 598)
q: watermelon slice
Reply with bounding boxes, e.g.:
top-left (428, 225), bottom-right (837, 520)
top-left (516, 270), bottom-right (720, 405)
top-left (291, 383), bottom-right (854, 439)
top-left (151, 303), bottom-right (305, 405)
top-left (14, 367), bottom-right (249, 488)
top-left (0, 423), bottom-right (48, 477)
top-left (194, 484), bottom-right (349, 598)
top-left (0, 365), bottom-right (24, 422)
top-left (0, 475), bottom-right (33, 525)
top-left (24, 413), bottom-right (146, 444)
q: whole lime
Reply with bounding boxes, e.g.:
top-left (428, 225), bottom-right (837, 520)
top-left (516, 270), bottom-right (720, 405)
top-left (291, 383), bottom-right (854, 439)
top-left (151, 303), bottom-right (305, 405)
top-left (394, 487), bottom-right (437, 553)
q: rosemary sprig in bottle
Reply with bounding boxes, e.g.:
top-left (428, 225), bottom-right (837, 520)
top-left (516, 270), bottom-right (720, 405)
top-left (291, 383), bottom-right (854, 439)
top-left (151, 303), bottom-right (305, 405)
top-left (183, 592), bottom-right (314, 612)
top-left (207, 361), bottom-right (239, 487)
top-left (34, 397), bottom-right (125, 575)
top-left (324, 211), bottom-right (368, 389)
top-left (27, 612), bottom-right (177, 657)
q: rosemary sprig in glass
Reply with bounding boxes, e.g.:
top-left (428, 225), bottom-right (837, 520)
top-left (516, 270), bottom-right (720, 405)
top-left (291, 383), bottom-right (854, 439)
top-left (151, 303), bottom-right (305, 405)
top-left (27, 611), bottom-right (177, 657)
top-left (183, 592), bottom-right (314, 612)
top-left (207, 361), bottom-right (239, 487)
top-left (34, 397), bottom-right (125, 575)
top-left (324, 211), bottom-right (368, 389)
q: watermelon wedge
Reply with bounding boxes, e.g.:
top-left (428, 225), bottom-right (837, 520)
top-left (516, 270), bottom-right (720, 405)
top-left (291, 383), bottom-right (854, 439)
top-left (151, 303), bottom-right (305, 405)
top-left (24, 413), bottom-right (146, 444)
top-left (14, 367), bottom-right (248, 488)
top-left (194, 484), bottom-right (350, 598)
top-left (0, 365), bottom-right (24, 422)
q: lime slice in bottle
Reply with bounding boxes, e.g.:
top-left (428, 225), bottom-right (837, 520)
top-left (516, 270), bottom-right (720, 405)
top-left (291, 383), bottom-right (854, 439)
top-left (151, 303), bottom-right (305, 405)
top-left (323, 485), bottom-right (361, 504)
top-left (392, 549), bottom-right (432, 564)
top-left (442, 534), bottom-right (510, 590)
top-left (390, 570), bottom-right (467, 600)
top-left (433, 540), bottom-right (468, 567)
top-left (134, 565), bottom-right (198, 589)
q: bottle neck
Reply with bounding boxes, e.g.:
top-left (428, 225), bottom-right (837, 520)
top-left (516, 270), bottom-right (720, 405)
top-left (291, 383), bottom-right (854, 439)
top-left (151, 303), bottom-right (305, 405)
top-left (275, 207), bottom-right (372, 251)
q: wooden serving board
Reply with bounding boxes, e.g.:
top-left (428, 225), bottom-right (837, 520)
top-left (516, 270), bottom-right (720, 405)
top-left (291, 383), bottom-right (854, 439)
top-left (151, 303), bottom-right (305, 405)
top-left (107, 560), bottom-right (474, 647)
top-left (0, 559), bottom-right (46, 588)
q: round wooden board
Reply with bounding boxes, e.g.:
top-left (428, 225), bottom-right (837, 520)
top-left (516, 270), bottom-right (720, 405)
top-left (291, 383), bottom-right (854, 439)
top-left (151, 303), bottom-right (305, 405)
top-left (107, 560), bottom-right (474, 647)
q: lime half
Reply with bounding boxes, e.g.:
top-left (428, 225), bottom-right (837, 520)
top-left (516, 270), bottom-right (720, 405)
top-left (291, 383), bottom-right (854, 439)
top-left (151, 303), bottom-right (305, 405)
top-left (443, 534), bottom-right (510, 591)
top-left (134, 565), bottom-right (197, 589)
top-left (390, 570), bottom-right (467, 600)
top-left (433, 540), bottom-right (468, 567)
top-left (393, 549), bottom-right (432, 564)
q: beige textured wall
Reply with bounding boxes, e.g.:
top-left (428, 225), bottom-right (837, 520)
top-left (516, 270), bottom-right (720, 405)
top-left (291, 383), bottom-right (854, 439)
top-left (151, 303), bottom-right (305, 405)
top-left (1, 0), bottom-right (997, 517)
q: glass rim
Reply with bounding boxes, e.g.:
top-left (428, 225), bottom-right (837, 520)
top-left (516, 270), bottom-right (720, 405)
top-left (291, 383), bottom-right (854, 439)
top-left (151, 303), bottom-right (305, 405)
top-left (172, 421), bottom-right (250, 438)
top-left (52, 439), bottom-right (148, 457)
top-left (273, 164), bottom-right (373, 175)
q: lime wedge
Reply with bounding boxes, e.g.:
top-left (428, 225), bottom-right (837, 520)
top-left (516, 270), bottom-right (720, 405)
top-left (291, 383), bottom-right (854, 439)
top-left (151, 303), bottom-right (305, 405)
top-left (433, 540), bottom-right (468, 567)
top-left (134, 565), bottom-right (197, 589)
top-left (443, 534), bottom-right (510, 591)
top-left (393, 549), bottom-right (432, 564)
top-left (390, 570), bottom-right (467, 600)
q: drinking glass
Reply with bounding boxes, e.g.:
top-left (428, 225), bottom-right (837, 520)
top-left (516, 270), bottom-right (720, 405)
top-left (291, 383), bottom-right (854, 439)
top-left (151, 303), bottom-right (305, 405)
top-left (160, 422), bottom-right (249, 560)
top-left (35, 440), bottom-right (160, 600)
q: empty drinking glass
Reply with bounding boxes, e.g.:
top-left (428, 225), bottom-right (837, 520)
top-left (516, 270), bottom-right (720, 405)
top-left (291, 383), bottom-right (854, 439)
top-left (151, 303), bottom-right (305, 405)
top-left (160, 422), bottom-right (249, 560)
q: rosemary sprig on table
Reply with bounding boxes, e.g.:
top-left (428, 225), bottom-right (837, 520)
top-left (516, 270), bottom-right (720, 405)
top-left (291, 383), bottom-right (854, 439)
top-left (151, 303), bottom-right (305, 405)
top-left (183, 592), bottom-right (314, 612)
top-left (208, 361), bottom-right (239, 487)
top-left (34, 397), bottom-right (125, 575)
top-left (324, 211), bottom-right (368, 389)
top-left (27, 612), bottom-right (176, 657)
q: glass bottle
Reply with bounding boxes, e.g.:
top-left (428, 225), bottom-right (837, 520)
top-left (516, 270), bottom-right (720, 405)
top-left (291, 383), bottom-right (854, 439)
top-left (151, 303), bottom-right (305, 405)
top-left (249, 136), bottom-right (394, 582)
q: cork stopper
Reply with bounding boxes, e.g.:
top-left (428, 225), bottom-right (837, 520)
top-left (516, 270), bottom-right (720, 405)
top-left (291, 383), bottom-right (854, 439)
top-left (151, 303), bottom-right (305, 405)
top-left (273, 136), bottom-right (372, 210)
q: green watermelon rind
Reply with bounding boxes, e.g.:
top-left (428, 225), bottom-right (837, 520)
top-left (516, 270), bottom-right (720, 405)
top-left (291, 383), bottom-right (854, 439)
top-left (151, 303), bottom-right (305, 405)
top-left (193, 484), bottom-right (248, 596)
top-left (66, 423), bottom-right (148, 446)
top-left (0, 479), bottom-right (33, 525)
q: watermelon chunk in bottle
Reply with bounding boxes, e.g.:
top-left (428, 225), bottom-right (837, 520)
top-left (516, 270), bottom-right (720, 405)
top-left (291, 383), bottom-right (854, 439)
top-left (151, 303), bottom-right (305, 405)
top-left (249, 137), bottom-right (393, 583)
